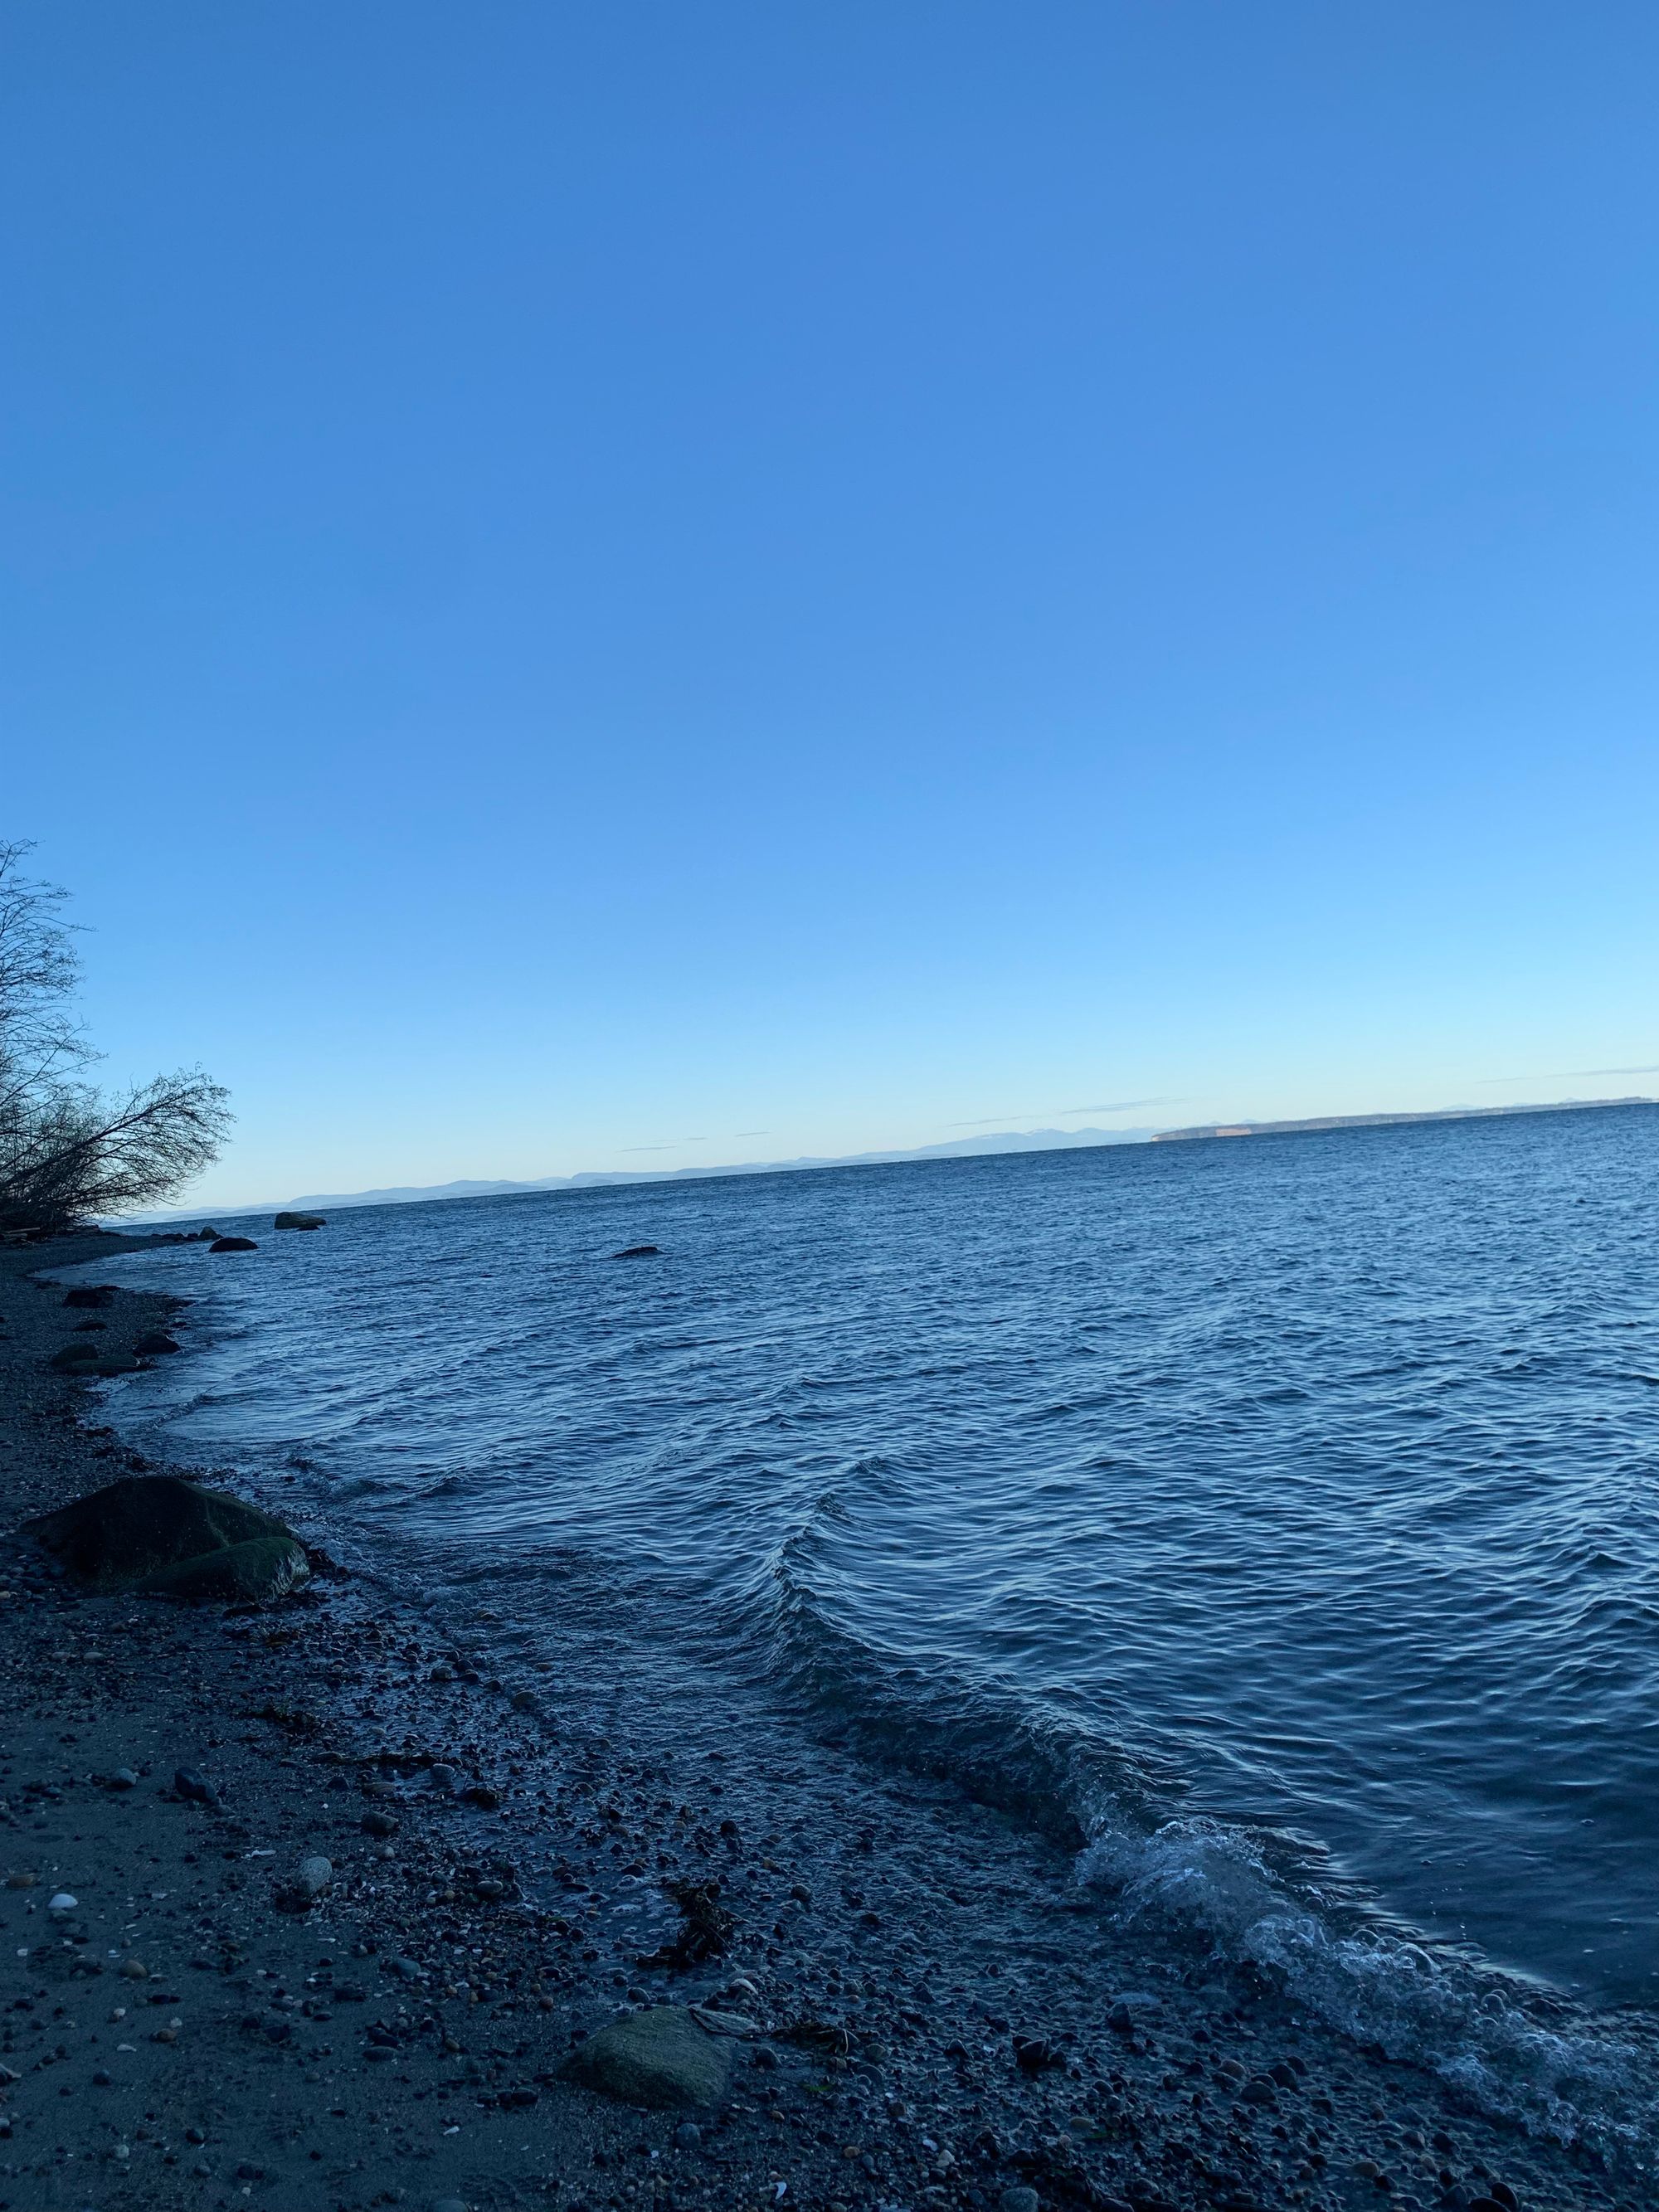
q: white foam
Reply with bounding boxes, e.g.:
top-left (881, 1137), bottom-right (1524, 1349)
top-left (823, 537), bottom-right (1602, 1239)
top-left (1080, 1814), bottom-right (1659, 2167)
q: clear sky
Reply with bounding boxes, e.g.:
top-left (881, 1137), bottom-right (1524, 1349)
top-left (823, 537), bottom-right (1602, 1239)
top-left (4, 3), bottom-right (1657, 1208)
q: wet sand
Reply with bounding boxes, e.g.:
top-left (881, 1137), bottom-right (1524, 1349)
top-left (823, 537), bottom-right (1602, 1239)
top-left (0, 1233), bottom-right (1633, 2212)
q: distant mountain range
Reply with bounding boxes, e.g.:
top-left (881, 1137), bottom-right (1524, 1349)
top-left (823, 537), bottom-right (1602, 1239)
top-left (149, 1123), bottom-right (1161, 1221)
top-left (135, 1093), bottom-right (1659, 1224)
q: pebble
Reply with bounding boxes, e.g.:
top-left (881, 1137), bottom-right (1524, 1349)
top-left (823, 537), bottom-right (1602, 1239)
top-left (431, 2198), bottom-right (469, 2212)
top-left (119, 1958), bottom-right (149, 1981)
top-left (428, 1764), bottom-right (458, 1794)
top-left (46, 1892), bottom-right (77, 1913)
top-left (1000, 2190), bottom-right (1041, 2212)
top-left (362, 1810), bottom-right (399, 1838)
top-left (294, 1855), bottom-right (333, 1898)
top-left (174, 1767), bottom-right (220, 1807)
top-left (674, 2123), bottom-right (702, 2151)
top-left (109, 1767), bottom-right (138, 1790)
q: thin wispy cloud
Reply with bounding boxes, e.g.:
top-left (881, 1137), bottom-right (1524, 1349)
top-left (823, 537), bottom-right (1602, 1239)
top-left (620, 1130), bottom-right (769, 1152)
top-left (946, 1097), bottom-right (1175, 1128)
top-left (1477, 1065), bottom-right (1659, 1084)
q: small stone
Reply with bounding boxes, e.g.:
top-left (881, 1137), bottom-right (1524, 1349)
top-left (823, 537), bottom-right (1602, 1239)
top-left (120, 1958), bottom-right (149, 1981)
top-left (296, 1855), bottom-right (332, 1897)
top-left (274, 1854), bottom-right (333, 1912)
top-left (91, 2069), bottom-right (112, 2086)
top-left (1000, 2190), bottom-right (1041, 2212)
top-left (563, 2006), bottom-right (733, 2109)
top-left (431, 2198), bottom-right (468, 2212)
top-left (1240, 2076), bottom-right (1277, 2107)
top-left (673, 2123), bottom-right (702, 2151)
top-left (362, 1810), bottom-right (399, 1838)
top-left (174, 1767), bottom-right (220, 1807)
top-left (4, 1872), bottom-right (34, 1889)
top-left (428, 1764), bottom-right (458, 1794)
top-left (109, 1768), bottom-right (138, 1790)
top-left (47, 1892), bottom-right (78, 1913)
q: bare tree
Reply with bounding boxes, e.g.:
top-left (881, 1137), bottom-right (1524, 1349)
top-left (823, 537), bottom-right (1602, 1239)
top-left (0, 842), bottom-right (231, 1233)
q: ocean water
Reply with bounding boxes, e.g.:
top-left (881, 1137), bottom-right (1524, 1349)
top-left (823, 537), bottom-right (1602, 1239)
top-left (80, 1107), bottom-right (1659, 2081)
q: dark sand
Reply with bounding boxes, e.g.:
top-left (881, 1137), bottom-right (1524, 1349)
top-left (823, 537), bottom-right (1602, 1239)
top-left (0, 1234), bottom-right (1635, 2212)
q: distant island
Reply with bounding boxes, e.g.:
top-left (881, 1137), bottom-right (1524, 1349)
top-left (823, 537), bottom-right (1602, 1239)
top-left (1152, 1096), bottom-right (1657, 1142)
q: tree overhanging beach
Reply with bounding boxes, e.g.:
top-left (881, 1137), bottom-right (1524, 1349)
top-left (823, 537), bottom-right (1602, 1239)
top-left (0, 841), bottom-right (231, 1236)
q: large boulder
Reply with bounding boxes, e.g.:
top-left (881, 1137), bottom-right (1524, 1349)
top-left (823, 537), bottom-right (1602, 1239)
top-left (209, 1235), bottom-right (258, 1253)
top-left (63, 1286), bottom-right (117, 1309)
top-left (23, 1475), bottom-right (310, 1603)
top-left (140, 1535), bottom-right (312, 1604)
top-left (273, 1213), bottom-right (325, 1231)
top-left (562, 2007), bottom-right (732, 2109)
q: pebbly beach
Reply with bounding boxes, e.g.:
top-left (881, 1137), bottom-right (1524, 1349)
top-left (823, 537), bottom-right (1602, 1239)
top-left (0, 1229), bottom-right (1644, 2212)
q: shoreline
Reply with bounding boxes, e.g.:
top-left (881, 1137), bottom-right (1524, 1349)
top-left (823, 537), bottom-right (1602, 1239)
top-left (0, 1233), bottom-right (1641, 2212)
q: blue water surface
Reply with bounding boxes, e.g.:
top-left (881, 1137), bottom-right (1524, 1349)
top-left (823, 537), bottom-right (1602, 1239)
top-left (92, 1105), bottom-right (1659, 2007)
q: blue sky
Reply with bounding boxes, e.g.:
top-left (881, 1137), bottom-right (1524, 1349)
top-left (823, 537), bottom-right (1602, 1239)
top-left (4, 3), bottom-right (1657, 1206)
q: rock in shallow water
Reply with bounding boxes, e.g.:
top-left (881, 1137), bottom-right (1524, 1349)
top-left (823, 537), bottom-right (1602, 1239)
top-left (563, 2006), bottom-right (733, 2109)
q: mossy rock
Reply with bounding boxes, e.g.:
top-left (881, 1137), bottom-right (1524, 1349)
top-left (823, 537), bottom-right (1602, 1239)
top-left (562, 2007), bottom-right (732, 2109)
top-left (139, 1534), bottom-right (311, 1605)
top-left (23, 1475), bottom-right (309, 1601)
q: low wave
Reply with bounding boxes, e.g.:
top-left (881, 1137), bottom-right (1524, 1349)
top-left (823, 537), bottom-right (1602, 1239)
top-left (746, 1504), bottom-right (1659, 2168)
top-left (1082, 1818), bottom-right (1659, 2166)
